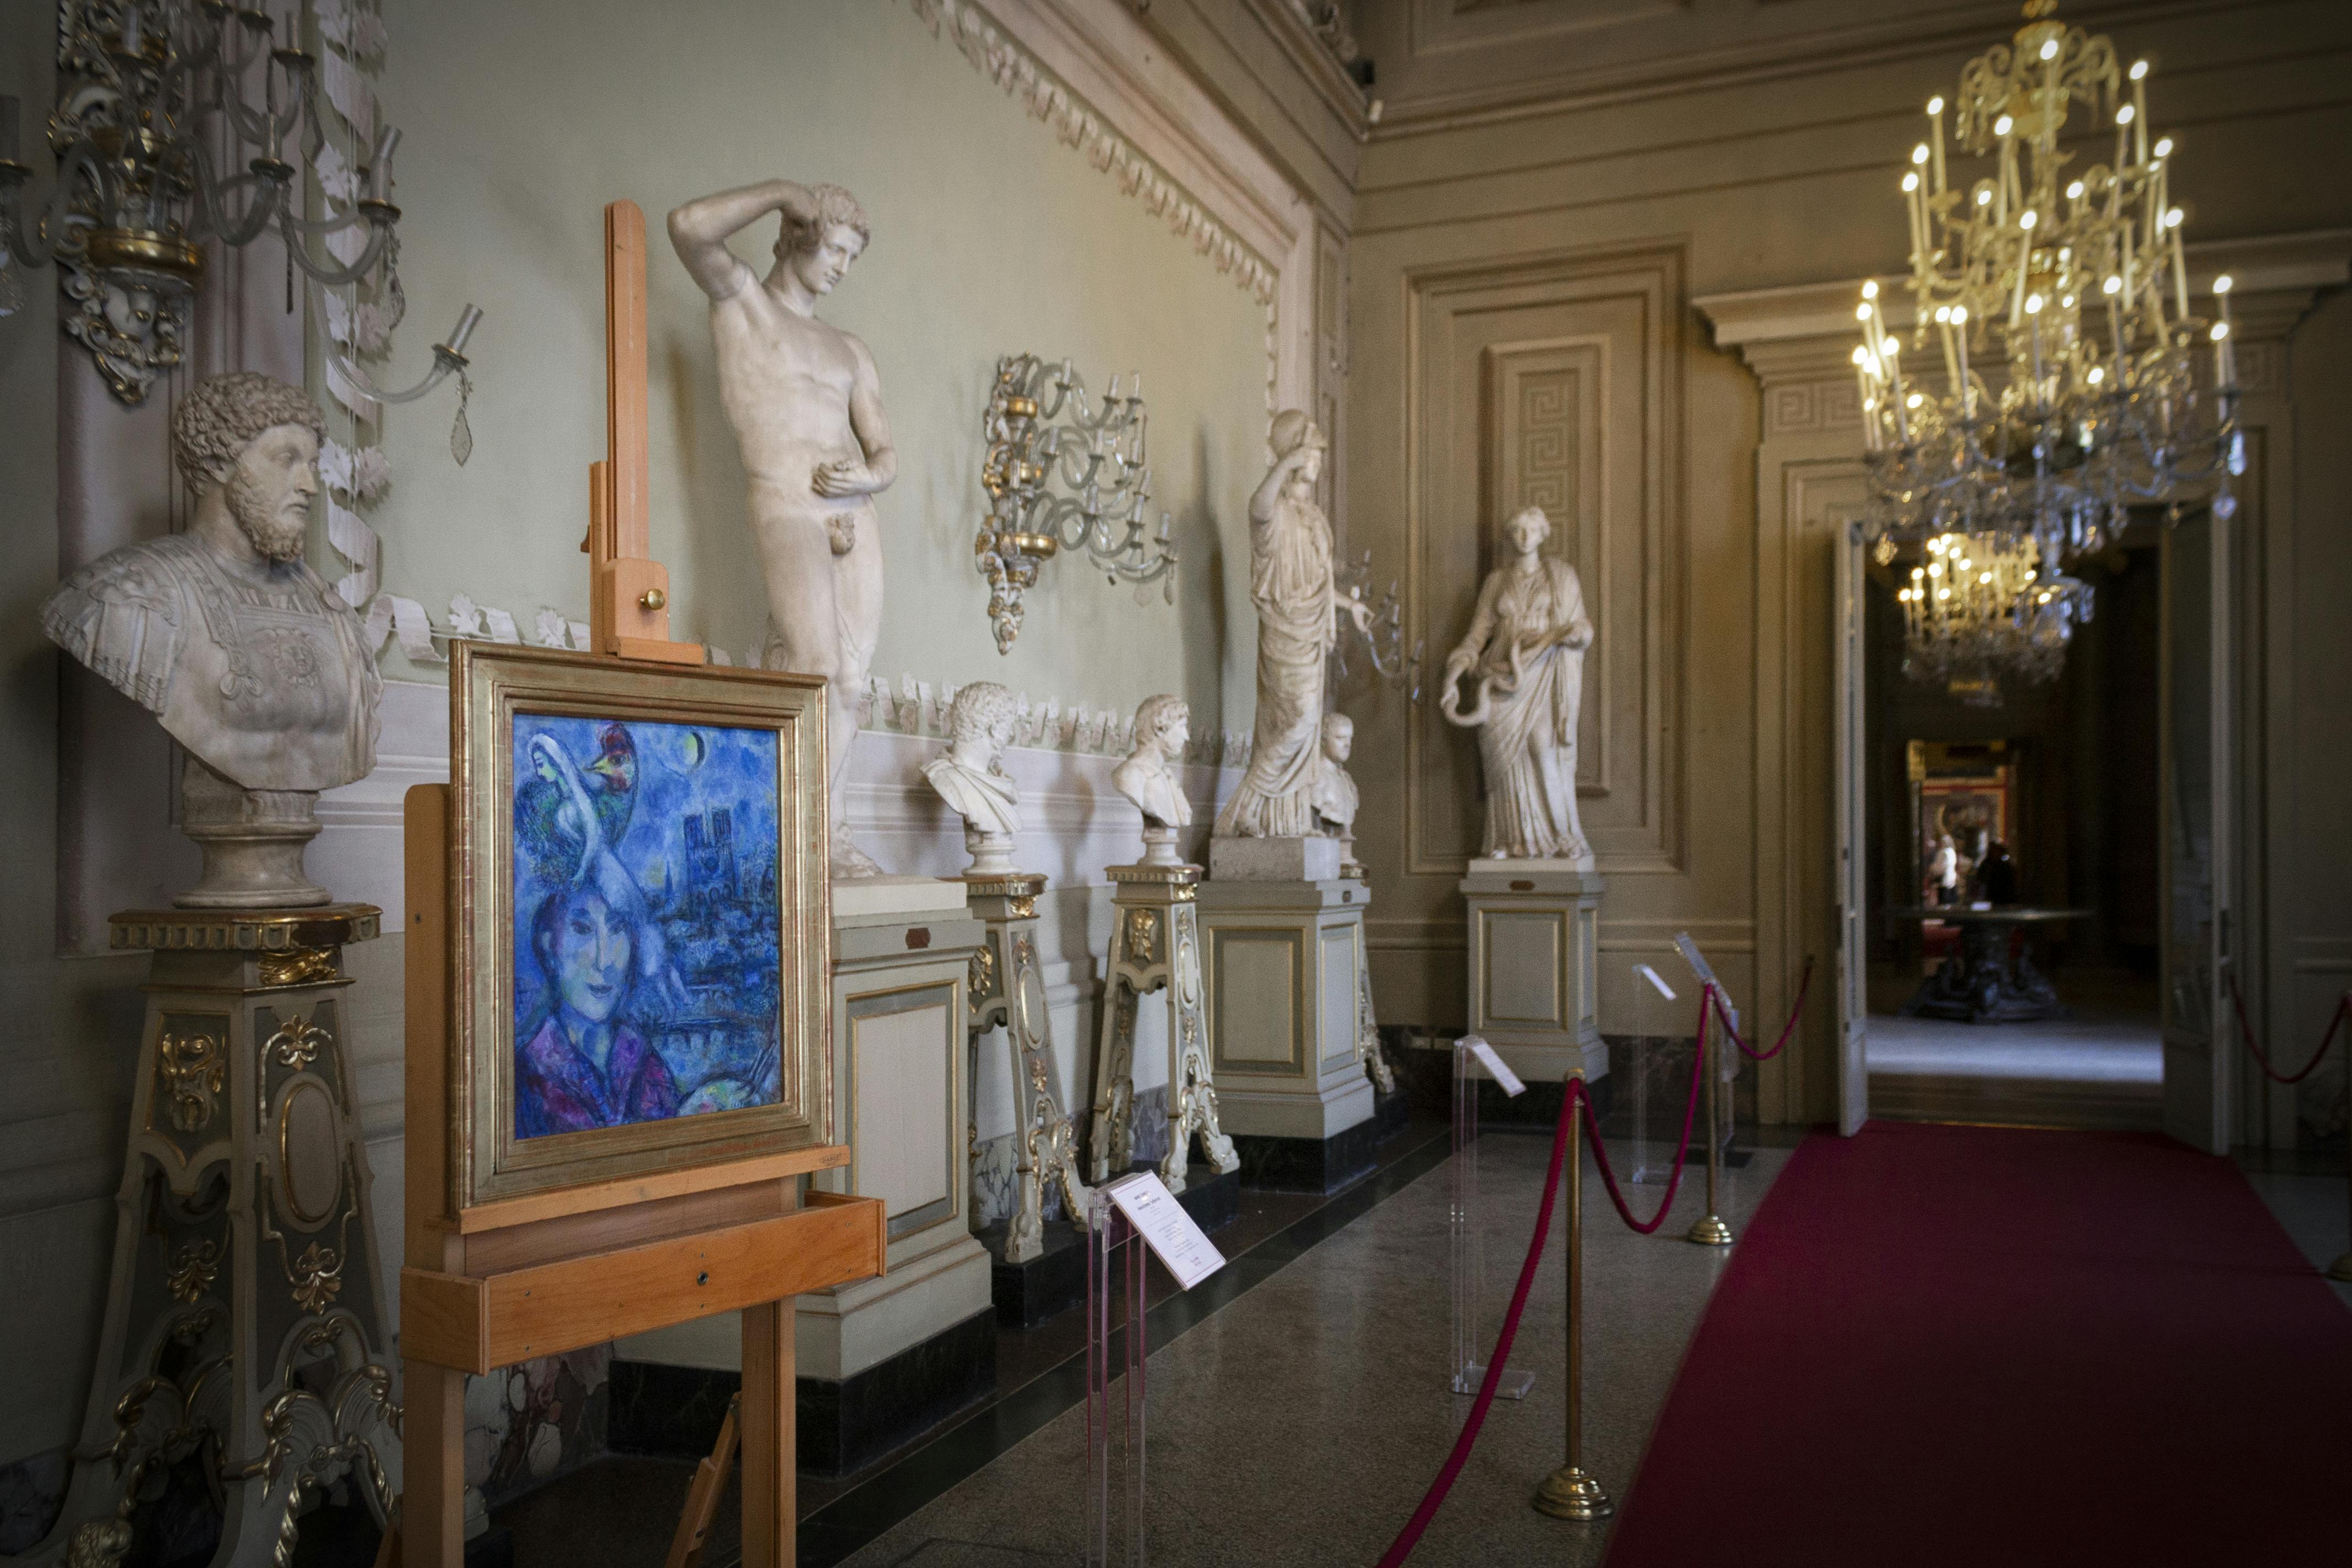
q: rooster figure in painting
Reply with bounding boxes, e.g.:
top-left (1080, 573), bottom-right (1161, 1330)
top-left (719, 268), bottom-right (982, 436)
top-left (516, 722), bottom-right (639, 880)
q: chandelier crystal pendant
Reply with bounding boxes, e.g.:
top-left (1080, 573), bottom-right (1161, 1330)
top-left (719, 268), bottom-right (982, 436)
top-left (976, 352), bottom-right (1177, 654)
top-left (0, 2), bottom-right (476, 407)
top-left (1853, 0), bottom-right (2245, 692)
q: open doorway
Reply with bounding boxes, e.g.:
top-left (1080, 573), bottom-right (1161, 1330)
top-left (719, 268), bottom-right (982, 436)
top-left (1860, 532), bottom-right (2166, 1130)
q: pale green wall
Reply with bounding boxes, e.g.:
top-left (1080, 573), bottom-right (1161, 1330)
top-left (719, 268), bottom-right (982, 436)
top-left (370, 0), bottom-right (1270, 732)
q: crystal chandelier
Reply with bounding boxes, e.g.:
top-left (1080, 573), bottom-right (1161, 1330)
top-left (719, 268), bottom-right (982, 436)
top-left (0, 2), bottom-right (475, 407)
top-left (1854, 0), bottom-right (2244, 689)
top-left (1892, 531), bottom-right (2087, 705)
top-left (976, 352), bottom-right (1176, 654)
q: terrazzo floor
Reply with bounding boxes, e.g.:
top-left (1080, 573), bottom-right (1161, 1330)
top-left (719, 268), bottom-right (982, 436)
top-left (836, 1129), bottom-right (1796, 1568)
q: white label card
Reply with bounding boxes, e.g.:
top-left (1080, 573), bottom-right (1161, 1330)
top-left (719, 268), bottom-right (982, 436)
top-left (1635, 963), bottom-right (1677, 1001)
top-left (1103, 1174), bottom-right (1227, 1291)
top-left (1464, 1037), bottom-right (1527, 1098)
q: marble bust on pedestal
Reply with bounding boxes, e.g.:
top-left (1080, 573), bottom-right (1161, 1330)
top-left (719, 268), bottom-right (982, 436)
top-left (1111, 693), bottom-right (1191, 867)
top-left (42, 371), bottom-right (381, 907)
top-left (924, 682), bottom-right (1022, 875)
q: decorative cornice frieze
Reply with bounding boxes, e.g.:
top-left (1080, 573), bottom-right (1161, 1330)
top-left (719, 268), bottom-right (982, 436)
top-left (858, 672), bottom-right (1253, 769)
top-left (913, 0), bottom-right (1277, 303)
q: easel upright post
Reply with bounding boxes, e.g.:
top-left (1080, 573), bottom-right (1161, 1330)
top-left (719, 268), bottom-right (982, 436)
top-left (585, 199), bottom-right (703, 667)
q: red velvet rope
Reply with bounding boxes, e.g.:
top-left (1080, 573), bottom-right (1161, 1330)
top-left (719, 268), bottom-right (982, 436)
top-left (2225, 971), bottom-right (2350, 1086)
top-left (1708, 957), bottom-right (1816, 1063)
top-left (1374, 1082), bottom-right (1575, 1568)
top-left (1578, 989), bottom-right (1710, 1234)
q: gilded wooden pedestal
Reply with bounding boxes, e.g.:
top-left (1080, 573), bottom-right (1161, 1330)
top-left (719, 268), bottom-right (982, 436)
top-left (26, 907), bottom-right (399, 1568)
top-left (1085, 863), bottom-right (1238, 1194)
top-left (962, 875), bottom-right (1092, 1265)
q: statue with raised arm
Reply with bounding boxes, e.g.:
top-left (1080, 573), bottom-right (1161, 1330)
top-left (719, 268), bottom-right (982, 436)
top-left (1212, 411), bottom-right (1371, 840)
top-left (668, 178), bottom-right (895, 878)
top-left (1439, 504), bottom-right (1595, 866)
top-left (42, 371), bottom-right (380, 908)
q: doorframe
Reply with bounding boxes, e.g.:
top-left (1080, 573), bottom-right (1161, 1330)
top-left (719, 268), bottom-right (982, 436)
top-left (1698, 237), bottom-right (2339, 1143)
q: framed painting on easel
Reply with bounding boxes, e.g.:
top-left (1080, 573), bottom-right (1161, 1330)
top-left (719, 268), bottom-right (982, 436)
top-left (448, 641), bottom-right (833, 1209)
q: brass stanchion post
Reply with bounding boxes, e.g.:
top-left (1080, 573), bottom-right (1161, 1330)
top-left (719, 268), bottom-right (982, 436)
top-left (1536, 1073), bottom-right (1612, 1521)
top-left (1687, 986), bottom-right (1734, 1246)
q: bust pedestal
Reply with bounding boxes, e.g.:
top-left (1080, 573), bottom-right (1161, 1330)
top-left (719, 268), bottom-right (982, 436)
top-left (1460, 861), bottom-right (1609, 1090)
top-left (29, 907), bottom-right (400, 1567)
top-left (1197, 840), bottom-right (1377, 1194)
top-left (1085, 862), bottom-right (1238, 1196)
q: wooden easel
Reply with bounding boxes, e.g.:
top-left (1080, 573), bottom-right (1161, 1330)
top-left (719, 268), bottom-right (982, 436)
top-left (585, 199), bottom-right (704, 666)
top-left (392, 200), bottom-right (880, 1568)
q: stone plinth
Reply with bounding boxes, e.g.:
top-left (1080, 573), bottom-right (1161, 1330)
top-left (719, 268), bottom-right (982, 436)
top-left (1460, 861), bottom-right (1608, 1087)
top-left (1197, 869), bottom-right (1376, 1192)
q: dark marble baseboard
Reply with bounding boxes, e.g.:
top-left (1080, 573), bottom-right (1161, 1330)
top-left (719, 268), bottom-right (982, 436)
top-left (1164, 1164), bottom-right (1239, 1234)
top-left (1374, 1084), bottom-right (1413, 1142)
top-left (607, 1308), bottom-right (998, 1478)
top-left (977, 1219), bottom-right (1089, 1329)
top-left (1233, 1115), bottom-right (1377, 1194)
top-left (800, 1309), bottom-right (997, 1477)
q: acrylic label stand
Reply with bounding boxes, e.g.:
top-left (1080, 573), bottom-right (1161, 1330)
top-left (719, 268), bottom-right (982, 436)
top-left (1675, 932), bottom-right (1738, 1154)
top-left (1085, 1173), bottom-right (1225, 1566)
top-left (1628, 963), bottom-right (1678, 1185)
top-left (1450, 1035), bottom-right (1536, 1400)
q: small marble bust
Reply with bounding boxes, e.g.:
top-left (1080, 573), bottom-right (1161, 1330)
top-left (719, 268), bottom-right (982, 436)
top-left (924, 682), bottom-right (1022, 874)
top-left (1112, 694), bottom-right (1193, 867)
top-left (1310, 712), bottom-right (1358, 836)
top-left (42, 371), bottom-right (382, 908)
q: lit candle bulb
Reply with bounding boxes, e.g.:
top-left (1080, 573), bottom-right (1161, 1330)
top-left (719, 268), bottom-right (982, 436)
top-left (1926, 96), bottom-right (1947, 193)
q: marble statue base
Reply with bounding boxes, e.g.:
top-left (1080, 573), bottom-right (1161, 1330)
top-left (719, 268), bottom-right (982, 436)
top-left (1460, 861), bottom-right (1609, 1087)
top-left (24, 907), bottom-right (400, 1568)
top-left (1209, 832), bottom-right (1344, 883)
top-left (1197, 869), bottom-right (1376, 1193)
top-left (614, 875), bottom-right (995, 1477)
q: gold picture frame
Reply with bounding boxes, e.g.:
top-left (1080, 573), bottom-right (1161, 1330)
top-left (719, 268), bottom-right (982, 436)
top-left (448, 643), bottom-right (832, 1210)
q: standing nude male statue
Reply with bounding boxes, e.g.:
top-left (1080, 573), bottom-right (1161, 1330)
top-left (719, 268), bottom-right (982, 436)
top-left (669, 178), bottom-right (895, 876)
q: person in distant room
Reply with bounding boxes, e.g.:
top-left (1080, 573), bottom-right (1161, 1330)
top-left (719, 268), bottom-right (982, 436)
top-left (1973, 839), bottom-right (2018, 905)
top-left (1930, 833), bottom-right (1959, 906)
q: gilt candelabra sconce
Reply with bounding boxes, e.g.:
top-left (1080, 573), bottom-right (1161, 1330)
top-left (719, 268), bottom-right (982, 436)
top-left (976, 352), bottom-right (1177, 654)
top-left (0, 0), bottom-right (478, 442)
top-left (1333, 547), bottom-right (1422, 700)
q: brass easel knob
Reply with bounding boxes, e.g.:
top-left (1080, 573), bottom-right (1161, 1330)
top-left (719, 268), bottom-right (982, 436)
top-left (640, 588), bottom-right (666, 611)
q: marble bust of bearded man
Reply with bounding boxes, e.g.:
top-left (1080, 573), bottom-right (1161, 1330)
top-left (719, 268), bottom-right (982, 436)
top-left (43, 371), bottom-right (381, 906)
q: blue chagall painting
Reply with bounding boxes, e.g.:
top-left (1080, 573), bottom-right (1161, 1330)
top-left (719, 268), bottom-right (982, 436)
top-left (510, 715), bottom-right (783, 1140)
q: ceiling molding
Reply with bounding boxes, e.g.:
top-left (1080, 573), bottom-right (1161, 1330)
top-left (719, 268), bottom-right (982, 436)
top-left (1232, 0), bottom-right (1373, 143)
top-left (1366, 0), bottom-right (2264, 140)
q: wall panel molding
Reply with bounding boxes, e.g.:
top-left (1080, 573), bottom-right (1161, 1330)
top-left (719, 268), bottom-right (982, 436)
top-left (1402, 241), bottom-right (1687, 881)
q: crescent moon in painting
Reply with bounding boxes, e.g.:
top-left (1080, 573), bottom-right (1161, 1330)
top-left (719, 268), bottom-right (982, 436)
top-left (679, 729), bottom-right (707, 769)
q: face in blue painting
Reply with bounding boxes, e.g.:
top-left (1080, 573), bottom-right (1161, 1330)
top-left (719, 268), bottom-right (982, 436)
top-left (535, 884), bottom-right (635, 1068)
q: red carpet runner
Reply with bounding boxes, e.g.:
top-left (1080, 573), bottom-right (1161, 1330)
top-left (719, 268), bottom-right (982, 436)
top-left (1606, 1121), bottom-right (2352, 1565)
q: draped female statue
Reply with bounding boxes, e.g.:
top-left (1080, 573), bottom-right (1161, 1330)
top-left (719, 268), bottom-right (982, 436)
top-left (1213, 410), bottom-right (1370, 840)
top-left (1439, 505), bottom-right (1595, 865)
